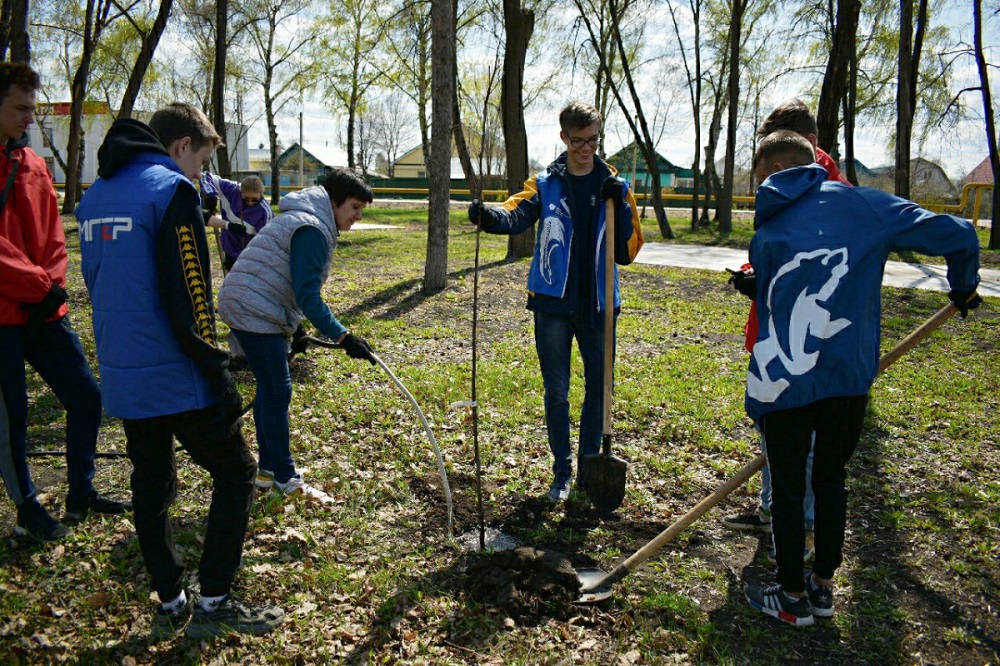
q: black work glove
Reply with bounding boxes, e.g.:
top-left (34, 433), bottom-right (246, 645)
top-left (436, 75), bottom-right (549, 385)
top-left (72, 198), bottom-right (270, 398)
top-left (289, 324), bottom-right (310, 357)
top-left (202, 195), bottom-right (219, 216)
top-left (226, 221), bottom-right (247, 235)
top-left (600, 177), bottom-right (624, 207)
top-left (949, 289), bottom-right (983, 318)
top-left (21, 282), bottom-right (68, 338)
top-left (726, 268), bottom-right (757, 300)
top-left (340, 333), bottom-right (376, 365)
top-left (468, 199), bottom-right (498, 227)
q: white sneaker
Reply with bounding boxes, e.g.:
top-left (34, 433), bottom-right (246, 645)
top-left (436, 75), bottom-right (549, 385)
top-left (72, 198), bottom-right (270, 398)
top-left (255, 469), bottom-right (275, 489)
top-left (273, 475), bottom-right (334, 504)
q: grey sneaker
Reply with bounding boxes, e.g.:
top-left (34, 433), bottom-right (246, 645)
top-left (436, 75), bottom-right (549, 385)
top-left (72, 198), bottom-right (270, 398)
top-left (721, 507), bottom-right (771, 533)
top-left (805, 574), bottom-right (834, 618)
top-left (546, 477), bottom-right (571, 502)
top-left (745, 583), bottom-right (814, 627)
top-left (185, 595), bottom-right (285, 639)
top-left (150, 590), bottom-right (194, 641)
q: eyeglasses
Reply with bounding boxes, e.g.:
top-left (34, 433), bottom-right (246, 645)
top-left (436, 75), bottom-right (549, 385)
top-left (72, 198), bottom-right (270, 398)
top-left (242, 196), bottom-right (262, 205)
top-left (568, 135), bottom-right (600, 149)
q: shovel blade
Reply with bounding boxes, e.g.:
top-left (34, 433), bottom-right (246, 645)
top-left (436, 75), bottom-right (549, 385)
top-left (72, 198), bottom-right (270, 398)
top-left (582, 451), bottom-right (627, 514)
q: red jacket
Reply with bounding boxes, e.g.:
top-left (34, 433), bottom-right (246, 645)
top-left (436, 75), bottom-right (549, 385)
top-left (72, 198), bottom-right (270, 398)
top-left (743, 149), bottom-right (849, 351)
top-left (0, 138), bottom-right (68, 326)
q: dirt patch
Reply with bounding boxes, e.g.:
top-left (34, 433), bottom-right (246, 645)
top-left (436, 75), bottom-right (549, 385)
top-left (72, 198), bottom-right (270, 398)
top-left (462, 546), bottom-right (582, 625)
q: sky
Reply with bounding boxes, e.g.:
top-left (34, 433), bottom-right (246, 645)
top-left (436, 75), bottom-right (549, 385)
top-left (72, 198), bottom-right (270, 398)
top-left (252, 2), bottom-right (999, 183)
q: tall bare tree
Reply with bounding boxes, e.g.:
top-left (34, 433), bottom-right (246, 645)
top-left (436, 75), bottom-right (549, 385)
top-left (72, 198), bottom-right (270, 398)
top-left (1, 0), bottom-right (30, 62)
top-left (501, 0), bottom-right (535, 258)
top-left (117, 0), bottom-right (173, 119)
top-left (815, 0), bottom-right (860, 158)
top-left (61, 0), bottom-right (117, 214)
top-left (666, 0), bottom-right (704, 230)
top-left (716, 0), bottom-right (750, 232)
top-left (971, 0), bottom-right (998, 249)
top-left (895, 0), bottom-right (929, 199)
top-left (425, 0), bottom-right (453, 293)
top-left (211, 0), bottom-right (231, 176)
top-left (244, 0), bottom-right (318, 204)
top-left (575, 0), bottom-right (674, 238)
top-left (383, 0), bottom-right (433, 168)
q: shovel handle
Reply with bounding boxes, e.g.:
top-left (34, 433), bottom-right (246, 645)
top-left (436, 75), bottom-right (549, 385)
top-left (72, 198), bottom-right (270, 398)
top-left (603, 200), bottom-right (615, 438)
top-left (584, 298), bottom-right (965, 592)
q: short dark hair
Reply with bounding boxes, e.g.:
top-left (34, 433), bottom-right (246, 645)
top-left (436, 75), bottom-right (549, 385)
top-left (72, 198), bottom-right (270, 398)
top-left (559, 102), bottom-right (602, 133)
top-left (0, 62), bottom-right (40, 105)
top-left (756, 99), bottom-right (818, 139)
top-left (149, 103), bottom-right (222, 151)
top-left (322, 167), bottom-right (373, 206)
top-left (753, 130), bottom-right (816, 172)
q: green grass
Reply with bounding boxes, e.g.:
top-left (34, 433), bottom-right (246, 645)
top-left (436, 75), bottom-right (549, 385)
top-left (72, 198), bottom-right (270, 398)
top-left (2, 208), bottom-right (998, 664)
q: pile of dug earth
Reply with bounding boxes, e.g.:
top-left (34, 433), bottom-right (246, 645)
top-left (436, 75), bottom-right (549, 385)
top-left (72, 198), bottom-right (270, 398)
top-left (463, 547), bottom-right (581, 624)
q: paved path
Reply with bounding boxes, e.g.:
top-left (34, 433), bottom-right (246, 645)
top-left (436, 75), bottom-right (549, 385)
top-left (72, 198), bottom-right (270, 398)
top-left (635, 242), bottom-right (1000, 298)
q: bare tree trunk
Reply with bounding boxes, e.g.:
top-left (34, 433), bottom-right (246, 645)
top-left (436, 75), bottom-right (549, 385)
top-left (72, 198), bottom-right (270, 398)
top-left (501, 0), bottom-right (534, 259)
top-left (1, 0), bottom-right (30, 63)
top-left (118, 0), bottom-right (173, 119)
top-left (895, 0), bottom-right (928, 199)
top-left (424, 0), bottom-right (453, 294)
top-left (972, 0), bottom-right (1000, 249)
top-left (842, 39), bottom-right (859, 185)
top-left (212, 0), bottom-right (231, 178)
top-left (816, 0), bottom-right (860, 154)
top-left (62, 0), bottom-right (111, 214)
top-left (718, 0), bottom-right (746, 233)
top-left (453, 0), bottom-right (477, 196)
top-left (701, 96), bottom-right (725, 225)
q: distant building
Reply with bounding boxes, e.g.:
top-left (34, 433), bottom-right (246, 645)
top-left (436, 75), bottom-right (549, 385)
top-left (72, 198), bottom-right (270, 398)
top-left (392, 127), bottom-right (506, 179)
top-left (28, 102), bottom-right (249, 185)
top-left (855, 157), bottom-right (958, 201)
top-left (268, 142), bottom-right (351, 189)
top-left (960, 156), bottom-right (995, 186)
top-left (605, 142), bottom-right (687, 193)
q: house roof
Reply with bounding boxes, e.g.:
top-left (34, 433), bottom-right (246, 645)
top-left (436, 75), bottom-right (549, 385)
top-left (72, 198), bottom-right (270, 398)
top-left (961, 156), bottom-right (994, 185)
top-left (279, 142), bottom-right (350, 168)
top-left (606, 142), bottom-right (683, 173)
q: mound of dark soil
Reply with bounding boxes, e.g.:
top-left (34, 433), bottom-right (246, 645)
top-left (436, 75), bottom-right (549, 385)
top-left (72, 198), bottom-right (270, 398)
top-left (463, 546), bottom-right (581, 625)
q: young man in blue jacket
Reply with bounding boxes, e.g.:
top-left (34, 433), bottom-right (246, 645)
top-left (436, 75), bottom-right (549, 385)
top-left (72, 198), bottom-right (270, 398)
top-left (743, 130), bottom-right (981, 626)
top-left (468, 102), bottom-right (644, 502)
top-left (76, 103), bottom-right (284, 640)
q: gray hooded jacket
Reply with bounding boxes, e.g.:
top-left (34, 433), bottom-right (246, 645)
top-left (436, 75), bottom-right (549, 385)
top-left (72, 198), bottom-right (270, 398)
top-left (218, 186), bottom-right (338, 335)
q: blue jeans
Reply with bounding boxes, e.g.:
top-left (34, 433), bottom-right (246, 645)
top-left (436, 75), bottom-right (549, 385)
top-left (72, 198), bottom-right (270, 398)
top-left (760, 431), bottom-right (815, 529)
top-left (231, 329), bottom-right (296, 483)
top-left (0, 317), bottom-right (102, 506)
top-left (533, 310), bottom-right (615, 484)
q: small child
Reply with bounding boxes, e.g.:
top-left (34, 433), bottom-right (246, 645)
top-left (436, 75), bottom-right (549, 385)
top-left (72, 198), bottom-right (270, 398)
top-left (201, 173), bottom-right (272, 270)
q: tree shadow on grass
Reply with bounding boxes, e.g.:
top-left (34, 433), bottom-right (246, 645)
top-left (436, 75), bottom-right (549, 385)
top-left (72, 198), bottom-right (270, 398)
top-left (337, 259), bottom-right (509, 323)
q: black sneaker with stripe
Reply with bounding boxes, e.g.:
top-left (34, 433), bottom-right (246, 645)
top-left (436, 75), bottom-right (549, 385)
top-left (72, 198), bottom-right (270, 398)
top-left (745, 583), bottom-right (815, 627)
top-left (805, 574), bottom-right (834, 618)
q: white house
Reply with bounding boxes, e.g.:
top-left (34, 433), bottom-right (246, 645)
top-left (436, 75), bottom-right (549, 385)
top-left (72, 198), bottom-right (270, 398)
top-left (28, 102), bottom-right (250, 185)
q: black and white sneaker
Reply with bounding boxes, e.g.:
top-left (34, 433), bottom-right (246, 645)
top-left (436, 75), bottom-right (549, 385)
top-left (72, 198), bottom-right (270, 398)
top-left (805, 574), bottom-right (834, 618)
top-left (186, 595), bottom-right (285, 639)
top-left (151, 590), bottom-right (194, 641)
top-left (745, 583), bottom-right (815, 627)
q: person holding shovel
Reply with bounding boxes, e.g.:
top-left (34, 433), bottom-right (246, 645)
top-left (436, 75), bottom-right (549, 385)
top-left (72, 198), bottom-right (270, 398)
top-left (467, 101), bottom-right (644, 502)
top-left (217, 167), bottom-right (376, 502)
top-left (742, 130), bottom-right (980, 627)
top-left (77, 103), bottom-right (284, 639)
top-left (723, 99), bottom-right (848, 563)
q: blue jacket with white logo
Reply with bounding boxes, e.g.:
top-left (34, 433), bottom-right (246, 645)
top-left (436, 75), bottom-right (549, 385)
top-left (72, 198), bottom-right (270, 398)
top-left (480, 153), bottom-right (644, 315)
top-left (77, 119), bottom-right (229, 419)
top-left (745, 163), bottom-right (980, 422)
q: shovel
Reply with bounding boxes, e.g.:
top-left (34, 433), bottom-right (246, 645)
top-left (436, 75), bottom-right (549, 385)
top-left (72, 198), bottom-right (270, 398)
top-left (576, 298), bottom-right (970, 602)
top-left (582, 199), bottom-right (628, 514)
